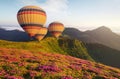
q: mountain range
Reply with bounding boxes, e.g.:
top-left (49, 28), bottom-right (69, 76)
top-left (63, 26), bottom-right (120, 68)
top-left (63, 26), bottom-right (120, 51)
top-left (0, 28), bottom-right (30, 41)
top-left (1, 25), bottom-right (120, 50)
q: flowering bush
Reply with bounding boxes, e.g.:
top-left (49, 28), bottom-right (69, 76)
top-left (38, 65), bottom-right (61, 73)
top-left (0, 48), bottom-right (120, 79)
top-left (61, 76), bottom-right (73, 79)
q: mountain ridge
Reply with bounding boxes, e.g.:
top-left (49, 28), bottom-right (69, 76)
top-left (0, 28), bottom-right (30, 41)
top-left (63, 26), bottom-right (120, 51)
top-left (63, 27), bottom-right (120, 68)
top-left (85, 43), bottom-right (120, 68)
top-left (90, 26), bottom-right (112, 32)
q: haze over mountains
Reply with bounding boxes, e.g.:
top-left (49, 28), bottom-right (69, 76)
top-left (118, 33), bottom-right (120, 35)
top-left (0, 25), bottom-right (120, 51)
top-left (63, 26), bottom-right (120, 68)
top-left (0, 25), bottom-right (22, 30)
top-left (64, 26), bottom-right (120, 51)
top-left (0, 28), bottom-right (30, 41)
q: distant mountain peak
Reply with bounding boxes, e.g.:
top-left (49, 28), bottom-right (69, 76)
top-left (64, 26), bottom-right (120, 51)
top-left (93, 26), bottom-right (112, 32)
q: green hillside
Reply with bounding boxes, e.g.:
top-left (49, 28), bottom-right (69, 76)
top-left (85, 43), bottom-right (120, 68)
top-left (0, 48), bottom-right (120, 79)
top-left (0, 37), bottom-right (93, 61)
top-left (0, 38), bottom-right (120, 79)
top-left (58, 38), bottom-right (93, 61)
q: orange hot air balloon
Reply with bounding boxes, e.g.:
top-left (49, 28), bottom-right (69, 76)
top-left (48, 22), bottom-right (64, 38)
top-left (17, 6), bottom-right (47, 37)
top-left (35, 27), bottom-right (48, 41)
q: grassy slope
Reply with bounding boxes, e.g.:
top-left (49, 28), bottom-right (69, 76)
top-left (0, 37), bottom-right (93, 61)
top-left (58, 38), bottom-right (93, 61)
top-left (0, 37), bottom-right (65, 54)
top-left (0, 37), bottom-right (120, 79)
top-left (85, 43), bottom-right (120, 68)
top-left (0, 48), bottom-right (120, 79)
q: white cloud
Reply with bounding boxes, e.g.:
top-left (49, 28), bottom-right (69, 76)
top-left (42, 0), bottom-right (68, 13)
top-left (17, 0), bottom-right (69, 25)
top-left (42, 0), bottom-right (69, 25)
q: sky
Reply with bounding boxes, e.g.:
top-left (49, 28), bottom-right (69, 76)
top-left (0, 0), bottom-right (120, 33)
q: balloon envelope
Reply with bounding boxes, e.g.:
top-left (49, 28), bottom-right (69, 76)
top-left (17, 6), bottom-right (47, 37)
top-left (35, 27), bottom-right (48, 41)
top-left (48, 22), bottom-right (64, 38)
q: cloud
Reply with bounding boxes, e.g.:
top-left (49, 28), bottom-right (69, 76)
top-left (17, 0), bottom-right (69, 25)
top-left (42, 0), bottom-right (68, 13)
top-left (42, 0), bottom-right (69, 25)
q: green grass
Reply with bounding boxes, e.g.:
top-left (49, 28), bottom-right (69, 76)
top-left (0, 37), bottom-right (64, 53)
top-left (58, 37), bottom-right (94, 61)
top-left (0, 48), bottom-right (120, 79)
top-left (85, 43), bottom-right (120, 68)
top-left (0, 37), bottom-right (120, 79)
top-left (0, 37), bottom-right (93, 61)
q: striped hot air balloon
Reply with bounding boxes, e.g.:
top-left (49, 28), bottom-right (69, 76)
top-left (48, 22), bottom-right (64, 38)
top-left (35, 27), bottom-right (48, 41)
top-left (17, 6), bottom-right (47, 38)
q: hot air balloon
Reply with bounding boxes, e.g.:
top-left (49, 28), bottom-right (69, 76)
top-left (35, 27), bottom-right (48, 41)
top-left (17, 6), bottom-right (47, 38)
top-left (48, 22), bottom-right (64, 38)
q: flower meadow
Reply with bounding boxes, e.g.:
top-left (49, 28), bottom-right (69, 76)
top-left (0, 48), bottom-right (120, 79)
